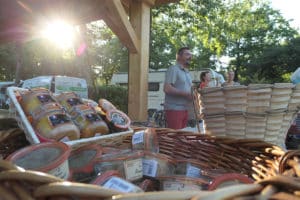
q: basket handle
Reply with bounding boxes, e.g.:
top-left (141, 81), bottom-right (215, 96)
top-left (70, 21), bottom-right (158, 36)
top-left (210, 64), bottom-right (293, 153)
top-left (278, 150), bottom-right (300, 175)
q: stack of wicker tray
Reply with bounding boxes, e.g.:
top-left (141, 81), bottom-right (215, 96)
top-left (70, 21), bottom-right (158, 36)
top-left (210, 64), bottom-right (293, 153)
top-left (192, 83), bottom-right (300, 146)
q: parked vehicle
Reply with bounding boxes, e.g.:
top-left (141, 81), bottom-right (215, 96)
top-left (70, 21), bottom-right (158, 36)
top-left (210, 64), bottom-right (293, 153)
top-left (111, 68), bottom-right (224, 111)
top-left (20, 76), bottom-right (88, 99)
top-left (0, 76), bottom-right (88, 109)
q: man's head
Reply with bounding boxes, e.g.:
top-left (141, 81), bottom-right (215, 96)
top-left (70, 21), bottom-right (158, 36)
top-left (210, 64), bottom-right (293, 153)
top-left (176, 47), bottom-right (192, 67)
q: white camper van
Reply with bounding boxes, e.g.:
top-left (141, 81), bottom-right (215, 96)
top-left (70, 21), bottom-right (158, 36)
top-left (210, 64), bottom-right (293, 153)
top-left (111, 68), bottom-right (224, 111)
top-left (21, 76), bottom-right (88, 99)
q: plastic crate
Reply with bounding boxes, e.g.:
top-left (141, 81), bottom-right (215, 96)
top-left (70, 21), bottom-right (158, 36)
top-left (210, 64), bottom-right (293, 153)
top-left (7, 87), bottom-right (133, 149)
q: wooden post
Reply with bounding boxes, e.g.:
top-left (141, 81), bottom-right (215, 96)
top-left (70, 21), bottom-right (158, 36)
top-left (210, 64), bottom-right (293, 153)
top-left (128, 1), bottom-right (151, 121)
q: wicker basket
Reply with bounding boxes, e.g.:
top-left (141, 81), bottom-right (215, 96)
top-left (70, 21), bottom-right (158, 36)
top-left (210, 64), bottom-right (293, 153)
top-left (125, 128), bottom-right (296, 181)
top-left (193, 83), bottom-right (300, 146)
top-left (110, 175), bottom-right (300, 200)
top-left (155, 130), bottom-right (284, 181)
top-left (0, 160), bottom-right (123, 199)
top-left (1, 128), bottom-right (300, 199)
top-left (2, 166), bottom-right (299, 200)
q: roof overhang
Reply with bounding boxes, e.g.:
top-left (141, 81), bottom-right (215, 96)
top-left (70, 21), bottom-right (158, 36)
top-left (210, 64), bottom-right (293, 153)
top-left (0, 0), bottom-right (179, 52)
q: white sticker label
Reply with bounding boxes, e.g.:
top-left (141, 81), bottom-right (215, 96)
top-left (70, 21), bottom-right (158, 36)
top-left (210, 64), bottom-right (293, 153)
top-left (163, 181), bottom-right (201, 191)
top-left (94, 133), bottom-right (102, 137)
top-left (132, 131), bottom-right (144, 145)
top-left (48, 159), bottom-right (69, 180)
top-left (59, 136), bottom-right (70, 142)
top-left (142, 159), bottom-right (158, 177)
top-left (103, 177), bottom-right (135, 193)
top-left (124, 158), bottom-right (143, 181)
top-left (186, 163), bottom-right (201, 178)
top-left (163, 181), bottom-right (185, 191)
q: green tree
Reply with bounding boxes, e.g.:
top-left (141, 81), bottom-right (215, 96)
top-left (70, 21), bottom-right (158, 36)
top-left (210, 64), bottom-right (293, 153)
top-left (150, 0), bottom-right (298, 84)
top-left (218, 0), bottom-right (297, 82)
top-left (150, 0), bottom-right (224, 71)
top-left (245, 37), bottom-right (300, 83)
top-left (0, 43), bottom-right (17, 81)
top-left (86, 21), bottom-right (128, 86)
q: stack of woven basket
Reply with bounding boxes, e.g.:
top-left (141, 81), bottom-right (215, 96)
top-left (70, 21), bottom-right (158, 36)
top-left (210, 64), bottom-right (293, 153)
top-left (193, 83), bottom-right (300, 146)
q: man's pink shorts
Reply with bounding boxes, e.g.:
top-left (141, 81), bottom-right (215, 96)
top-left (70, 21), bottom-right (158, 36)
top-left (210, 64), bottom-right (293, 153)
top-left (165, 110), bottom-right (188, 129)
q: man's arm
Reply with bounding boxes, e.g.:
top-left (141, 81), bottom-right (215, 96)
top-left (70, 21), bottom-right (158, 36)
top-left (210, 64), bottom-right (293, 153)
top-left (164, 83), bottom-right (191, 99)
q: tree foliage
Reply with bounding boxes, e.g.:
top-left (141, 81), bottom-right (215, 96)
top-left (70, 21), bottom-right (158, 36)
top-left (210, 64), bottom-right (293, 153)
top-left (151, 0), bottom-right (298, 83)
top-left (219, 0), bottom-right (298, 83)
top-left (150, 0), bottom-right (224, 70)
top-left (245, 37), bottom-right (300, 84)
top-left (0, 44), bottom-right (17, 80)
top-left (86, 21), bottom-right (128, 86)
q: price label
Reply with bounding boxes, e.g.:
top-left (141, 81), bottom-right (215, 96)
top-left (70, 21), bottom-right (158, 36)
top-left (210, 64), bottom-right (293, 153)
top-left (103, 177), bottom-right (135, 193)
top-left (186, 163), bottom-right (201, 178)
top-left (124, 158), bottom-right (143, 181)
top-left (163, 181), bottom-right (185, 191)
top-left (142, 159), bottom-right (158, 177)
top-left (132, 131), bottom-right (144, 145)
top-left (48, 160), bottom-right (69, 180)
top-left (60, 136), bottom-right (70, 142)
top-left (163, 181), bottom-right (202, 191)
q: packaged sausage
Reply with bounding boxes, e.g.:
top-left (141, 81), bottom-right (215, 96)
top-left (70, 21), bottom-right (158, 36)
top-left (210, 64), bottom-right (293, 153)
top-left (105, 109), bottom-right (131, 132)
top-left (69, 104), bottom-right (109, 138)
top-left (98, 98), bottom-right (116, 112)
top-left (55, 92), bottom-right (84, 112)
top-left (19, 88), bottom-right (56, 115)
top-left (31, 103), bottom-right (80, 141)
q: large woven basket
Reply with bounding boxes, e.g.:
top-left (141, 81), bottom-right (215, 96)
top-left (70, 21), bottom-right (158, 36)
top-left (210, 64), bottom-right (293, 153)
top-left (0, 124), bottom-right (300, 198)
top-left (127, 128), bottom-right (295, 182)
top-left (155, 129), bottom-right (286, 181)
top-left (1, 162), bottom-right (300, 200)
top-left (1, 128), bottom-right (300, 199)
top-left (192, 83), bottom-right (300, 146)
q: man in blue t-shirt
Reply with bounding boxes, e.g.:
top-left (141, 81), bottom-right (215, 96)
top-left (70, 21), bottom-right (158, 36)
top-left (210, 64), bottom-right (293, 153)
top-left (163, 47), bottom-right (193, 129)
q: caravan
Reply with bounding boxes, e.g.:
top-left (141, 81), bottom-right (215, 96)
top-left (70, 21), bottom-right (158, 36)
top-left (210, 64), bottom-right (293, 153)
top-left (110, 68), bottom-right (224, 111)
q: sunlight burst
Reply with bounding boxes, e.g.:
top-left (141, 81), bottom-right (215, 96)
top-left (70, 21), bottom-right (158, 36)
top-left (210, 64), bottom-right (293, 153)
top-left (42, 20), bottom-right (76, 50)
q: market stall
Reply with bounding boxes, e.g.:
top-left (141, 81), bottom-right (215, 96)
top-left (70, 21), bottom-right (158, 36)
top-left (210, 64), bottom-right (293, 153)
top-left (1, 1), bottom-right (300, 199)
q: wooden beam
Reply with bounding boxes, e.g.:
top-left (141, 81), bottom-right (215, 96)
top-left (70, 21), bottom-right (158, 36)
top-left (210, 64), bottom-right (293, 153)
top-left (128, 1), bottom-right (151, 121)
top-left (101, 0), bottom-right (139, 53)
top-left (141, 0), bottom-right (156, 6)
top-left (121, 0), bottom-right (131, 13)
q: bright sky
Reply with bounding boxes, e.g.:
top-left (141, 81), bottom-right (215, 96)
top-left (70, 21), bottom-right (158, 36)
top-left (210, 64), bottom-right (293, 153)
top-left (270, 0), bottom-right (300, 30)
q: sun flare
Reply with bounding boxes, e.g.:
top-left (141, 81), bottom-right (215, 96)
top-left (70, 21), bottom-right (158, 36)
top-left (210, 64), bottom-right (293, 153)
top-left (42, 20), bottom-right (76, 49)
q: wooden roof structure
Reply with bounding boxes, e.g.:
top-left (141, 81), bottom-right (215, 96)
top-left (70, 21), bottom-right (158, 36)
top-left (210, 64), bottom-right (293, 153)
top-left (0, 0), bottom-right (179, 121)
